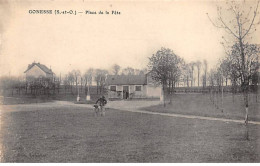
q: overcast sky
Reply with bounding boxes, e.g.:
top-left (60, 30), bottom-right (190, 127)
top-left (0, 0), bottom-right (259, 77)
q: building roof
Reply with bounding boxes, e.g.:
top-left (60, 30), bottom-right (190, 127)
top-left (24, 62), bottom-right (54, 74)
top-left (106, 75), bottom-right (147, 85)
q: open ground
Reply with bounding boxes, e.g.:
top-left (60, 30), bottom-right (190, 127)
top-left (0, 93), bottom-right (259, 162)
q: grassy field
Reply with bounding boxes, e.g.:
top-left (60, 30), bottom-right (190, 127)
top-left (0, 94), bottom-right (97, 105)
top-left (0, 103), bottom-right (259, 162)
top-left (142, 93), bottom-right (260, 122)
top-left (0, 96), bottom-right (54, 105)
top-left (0, 85), bottom-right (105, 104)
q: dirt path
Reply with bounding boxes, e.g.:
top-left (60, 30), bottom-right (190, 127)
top-left (106, 100), bottom-right (260, 125)
top-left (112, 108), bottom-right (260, 125)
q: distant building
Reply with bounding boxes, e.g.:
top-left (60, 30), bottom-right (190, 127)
top-left (24, 62), bottom-right (55, 81)
top-left (106, 73), bottom-right (162, 100)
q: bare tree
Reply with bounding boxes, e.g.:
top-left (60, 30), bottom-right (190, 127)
top-left (251, 68), bottom-right (259, 102)
top-left (203, 59), bottom-right (208, 88)
top-left (122, 67), bottom-right (135, 75)
top-left (112, 64), bottom-right (121, 75)
top-left (95, 69), bottom-right (108, 95)
top-left (189, 62), bottom-right (196, 87)
top-left (207, 0), bottom-right (260, 124)
top-left (67, 72), bottom-right (75, 93)
top-left (83, 68), bottom-right (94, 95)
top-left (183, 63), bottom-right (191, 87)
top-left (139, 68), bottom-right (148, 75)
top-left (134, 69), bottom-right (141, 75)
top-left (217, 66), bottom-right (225, 111)
top-left (71, 70), bottom-right (81, 95)
top-left (196, 60), bottom-right (202, 87)
top-left (219, 58), bottom-right (231, 86)
top-left (208, 69), bottom-right (215, 103)
top-left (208, 68), bottom-right (223, 109)
top-left (63, 75), bottom-right (70, 95)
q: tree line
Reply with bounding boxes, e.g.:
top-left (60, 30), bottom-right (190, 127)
top-left (0, 76), bottom-right (60, 96)
top-left (0, 65), bottom-right (149, 97)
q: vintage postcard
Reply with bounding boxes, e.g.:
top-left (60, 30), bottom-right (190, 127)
top-left (0, 0), bottom-right (259, 163)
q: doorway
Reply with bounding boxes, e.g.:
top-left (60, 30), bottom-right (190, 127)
top-left (123, 86), bottom-right (129, 99)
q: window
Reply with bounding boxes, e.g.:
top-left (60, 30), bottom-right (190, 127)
top-left (110, 85), bottom-right (116, 91)
top-left (135, 86), bottom-right (142, 91)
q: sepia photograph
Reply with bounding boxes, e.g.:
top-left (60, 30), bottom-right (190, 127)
top-left (0, 0), bottom-right (259, 163)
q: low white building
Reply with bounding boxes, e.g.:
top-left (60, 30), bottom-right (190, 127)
top-left (106, 73), bottom-right (162, 100)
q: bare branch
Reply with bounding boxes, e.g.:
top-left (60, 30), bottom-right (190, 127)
top-left (221, 42), bottom-right (232, 56)
top-left (206, 13), bottom-right (225, 28)
top-left (218, 13), bottom-right (240, 39)
top-left (230, 3), bottom-right (238, 16)
top-left (242, 0), bottom-right (260, 39)
top-left (245, 5), bottom-right (253, 20)
top-left (236, 12), bottom-right (242, 38)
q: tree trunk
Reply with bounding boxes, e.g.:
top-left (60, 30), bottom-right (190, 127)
top-left (70, 83), bottom-right (73, 94)
top-left (226, 77), bottom-right (228, 86)
top-left (239, 38), bottom-right (249, 125)
top-left (232, 91), bottom-right (235, 103)
top-left (162, 83), bottom-right (166, 107)
top-left (96, 82), bottom-right (99, 94)
top-left (221, 82), bottom-right (224, 112)
top-left (205, 72), bottom-right (207, 87)
top-left (244, 92), bottom-right (249, 125)
top-left (191, 69), bottom-right (193, 87)
top-left (212, 88), bottom-right (215, 105)
top-left (169, 81), bottom-right (174, 105)
top-left (198, 71), bottom-right (200, 87)
top-left (53, 84), bottom-right (55, 95)
top-left (187, 75), bottom-right (189, 87)
top-left (25, 83), bottom-right (27, 95)
top-left (85, 83), bottom-right (87, 95)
